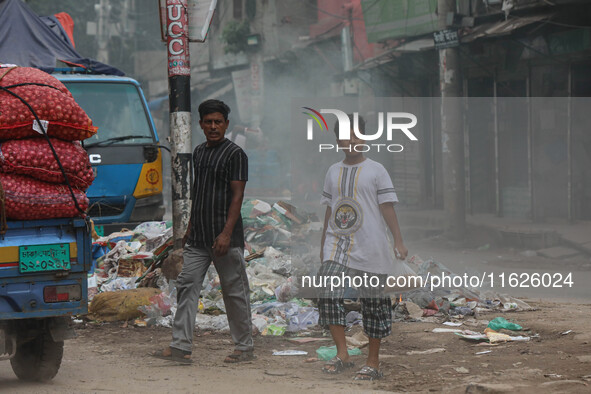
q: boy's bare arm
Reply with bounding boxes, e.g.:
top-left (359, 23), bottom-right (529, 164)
top-left (379, 202), bottom-right (408, 260)
top-left (320, 206), bottom-right (332, 262)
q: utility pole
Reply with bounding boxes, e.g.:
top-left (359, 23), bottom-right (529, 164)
top-left (95, 0), bottom-right (111, 64)
top-left (166, 0), bottom-right (192, 249)
top-left (438, 0), bottom-right (465, 240)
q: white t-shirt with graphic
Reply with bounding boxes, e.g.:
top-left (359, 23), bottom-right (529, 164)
top-left (321, 158), bottom-right (398, 275)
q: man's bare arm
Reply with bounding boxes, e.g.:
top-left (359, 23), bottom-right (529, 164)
top-left (213, 180), bottom-right (246, 256)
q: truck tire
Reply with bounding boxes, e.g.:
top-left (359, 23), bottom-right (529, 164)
top-left (10, 334), bottom-right (64, 382)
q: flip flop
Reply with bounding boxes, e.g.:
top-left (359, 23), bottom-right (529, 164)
top-left (322, 356), bottom-right (355, 374)
top-left (354, 365), bottom-right (383, 381)
top-left (150, 347), bottom-right (193, 365)
top-left (224, 350), bottom-right (256, 363)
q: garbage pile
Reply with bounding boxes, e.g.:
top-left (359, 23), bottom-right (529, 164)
top-left (86, 197), bottom-right (534, 342)
top-left (392, 256), bottom-right (533, 321)
top-left (0, 65), bottom-right (96, 220)
top-left (89, 221), bottom-right (174, 300)
top-left (87, 198), bottom-right (324, 336)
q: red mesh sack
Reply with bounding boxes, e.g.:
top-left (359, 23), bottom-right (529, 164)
top-left (0, 138), bottom-right (94, 190)
top-left (0, 66), bottom-right (97, 141)
top-left (0, 173), bottom-right (88, 220)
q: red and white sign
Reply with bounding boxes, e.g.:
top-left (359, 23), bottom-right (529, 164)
top-left (160, 0), bottom-right (217, 43)
top-left (165, 0), bottom-right (190, 76)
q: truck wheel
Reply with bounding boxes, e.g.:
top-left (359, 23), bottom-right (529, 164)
top-left (10, 334), bottom-right (64, 382)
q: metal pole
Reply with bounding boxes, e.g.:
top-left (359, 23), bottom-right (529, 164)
top-left (463, 77), bottom-right (471, 215)
top-left (438, 0), bottom-right (465, 240)
top-left (430, 84), bottom-right (436, 208)
top-left (95, 0), bottom-right (111, 64)
top-left (166, 0), bottom-right (192, 249)
top-left (567, 63), bottom-right (573, 222)
top-left (527, 68), bottom-right (534, 220)
top-left (493, 73), bottom-right (500, 217)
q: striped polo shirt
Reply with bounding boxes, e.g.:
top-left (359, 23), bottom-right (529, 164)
top-left (188, 138), bottom-right (248, 248)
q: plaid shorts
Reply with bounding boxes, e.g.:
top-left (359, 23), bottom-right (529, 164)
top-left (317, 260), bottom-right (392, 339)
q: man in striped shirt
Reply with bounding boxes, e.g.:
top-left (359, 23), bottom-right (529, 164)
top-left (154, 99), bottom-right (253, 364)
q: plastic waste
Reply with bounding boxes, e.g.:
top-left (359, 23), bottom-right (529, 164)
top-left (264, 324), bottom-right (286, 336)
top-left (316, 345), bottom-right (362, 361)
top-left (345, 311), bottom-right (363, 327)
top-left (487, 317), bottom-right (522, 331)
top-left (452, 307), bottom-right (474, 316)
top-left (252, 315), bottom-right (269, 334)
top-left (385, 259), bottom-right (421, 293)
top-left (100, 276), bottom-right (138, 292)
top-left (195, 314), bottom-right (230, 331)
top-left (264, 247), bottom-right (292, 276)
top-left (287, 308), bottom-right (319, 332)
top-left (272, 350), bottom-right (308, 356)
top-left (275, 277), bottom-right (299, 302)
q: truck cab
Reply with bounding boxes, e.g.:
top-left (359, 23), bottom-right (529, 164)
top-left (54, 74), bottom-right (165, 228)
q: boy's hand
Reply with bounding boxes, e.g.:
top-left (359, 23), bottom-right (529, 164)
top-left (394, 244), bottom-right (408, 260)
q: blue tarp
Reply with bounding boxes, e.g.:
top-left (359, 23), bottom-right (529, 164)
top-left (0, 0), bottom-right (124, 76)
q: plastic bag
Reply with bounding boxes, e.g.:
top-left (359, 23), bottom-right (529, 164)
top-left (274, 277), bottom-right (299, 302)
top-left (263, 247), bottom-right (292, 276)
top-left (138, 291), bottom-right (175, 319)
top-left (316, 345), bottom-right (362, 361)
top-left (133, 221), bottom-right (170, 238)
top-left (0, 172), bottom-right (87, 220)
top-left (0, 66), bottom-right (97, 140)
top-left (195, 314), bottom-right (230, 331)
top-left (385, 260), bottom-right (421, 293)
top-left (286, 308), bottom-right (319, 332)
top-left (0, 138), bottom-right (94, 190)
top-left (487, 317), bottom-right (522, 331)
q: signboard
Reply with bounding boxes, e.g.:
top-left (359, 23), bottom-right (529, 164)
top-left (361, 0), bottom-right (438, 43)
top-left (433, 29), bottom-right (460, 50)
top-left (164, 0), bottom-right (190, 76)
top-left (159, 0), bottom-right (217, 42)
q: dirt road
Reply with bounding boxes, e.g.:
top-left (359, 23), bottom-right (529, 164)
top-left (1, 239), bottom-right (590, 393)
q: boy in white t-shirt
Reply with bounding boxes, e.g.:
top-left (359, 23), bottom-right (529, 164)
top-left (318, 115), bottom-right (408, 381)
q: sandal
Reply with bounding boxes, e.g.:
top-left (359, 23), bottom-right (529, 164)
top-left (322, 356), bottom-right (355, 374)
top-left (354, 365), bottom-right (383, 381)
top-left (224, 350), bottom-right (256, 363)
top-left (150, 347), bottom-right (193, 365)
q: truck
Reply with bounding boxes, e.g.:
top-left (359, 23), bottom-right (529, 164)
top-left (0, 218), bottom-right (92, 381)
top-left (55, 73), bottom-right (165, 230)
top-left (0, 0), bottom-right (166, 231)
top-left (0, 0), bottom-right (160, 381)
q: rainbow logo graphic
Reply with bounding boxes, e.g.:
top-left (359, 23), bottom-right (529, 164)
top-left (302, 107), bottom-right (328, 132)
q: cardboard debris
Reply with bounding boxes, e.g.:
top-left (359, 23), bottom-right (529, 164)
top-left (346, 331), bottom-right (370, 348)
